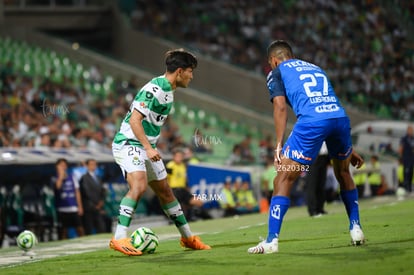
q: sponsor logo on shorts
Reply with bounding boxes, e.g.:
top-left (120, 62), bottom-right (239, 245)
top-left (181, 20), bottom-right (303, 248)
top-left (132, 156), bottom-right (143, 166)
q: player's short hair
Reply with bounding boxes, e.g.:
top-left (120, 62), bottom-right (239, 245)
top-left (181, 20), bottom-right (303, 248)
top-left (85, 158), bottom-right (96, 165)
top-left (55, 158), bottom-right (68, 166)
top-left (267, 40), bottom-right (294, 60)
top-left (172, 147), bottom-right (184, 155)
top-left (165, 49), bottom-right (197, 73)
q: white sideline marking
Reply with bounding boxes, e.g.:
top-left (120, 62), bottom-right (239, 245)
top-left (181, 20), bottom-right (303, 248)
top-left (237, 222), bottom-right (266, 230)
top-left (0, 233), bottom-right (180, 268)
top-left (0, 221), bottom-right (266, 268)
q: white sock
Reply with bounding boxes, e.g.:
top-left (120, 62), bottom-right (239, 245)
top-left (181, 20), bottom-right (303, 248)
top-left (114, 199), bottom-right (137, 239)
top-left (163, 200), bottom-right (192, 238)
top-left (114, 225), bottom-right (128, 240)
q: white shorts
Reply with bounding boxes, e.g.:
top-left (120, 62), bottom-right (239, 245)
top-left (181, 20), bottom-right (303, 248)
top-left (112, 142), bottom-right (167, 182)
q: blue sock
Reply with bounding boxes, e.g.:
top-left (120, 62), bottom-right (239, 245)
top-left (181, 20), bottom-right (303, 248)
top-left (267, 196), bottom-right (290, 242)
top-left (340, 189), bottom-right (361, 230)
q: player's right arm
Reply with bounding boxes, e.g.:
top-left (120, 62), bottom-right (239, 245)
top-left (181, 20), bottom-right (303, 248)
top-left (129, 109), bottom-right (161, 162)
top-left (55, 164), bottom-right (66, 190)
top-left (350, 149), bottom-right (364, 169)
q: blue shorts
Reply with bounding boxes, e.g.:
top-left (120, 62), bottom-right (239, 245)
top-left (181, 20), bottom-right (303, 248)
top-left (282, 117), bottom-right (352, 165)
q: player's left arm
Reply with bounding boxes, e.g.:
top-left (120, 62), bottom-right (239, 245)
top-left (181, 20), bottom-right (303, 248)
top-left (267, 68), bottom-right (287, 163)
top-left (272, 95), bottom-right (287, 163)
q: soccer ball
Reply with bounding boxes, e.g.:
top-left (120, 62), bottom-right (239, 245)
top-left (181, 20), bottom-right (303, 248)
top-left (396, 187), bottom-right (406, 200)
top-left (16, 230), bottom-right (37, 251)
top-left (130, 227), bottom-right (159, 254)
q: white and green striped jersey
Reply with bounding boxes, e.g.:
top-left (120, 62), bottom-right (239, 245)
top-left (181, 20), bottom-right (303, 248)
top-left (113, 75), bottom-right (174, 148)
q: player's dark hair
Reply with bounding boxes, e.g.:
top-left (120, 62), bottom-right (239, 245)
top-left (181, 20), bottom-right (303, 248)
top-left (55, 158), bottom-right (68, 166)
top-left (267, 40), bottom-right (294, 60)
top-left (85, 158), bottom-right (96, 165)
top-left (165, 49), bottom-right (197, 73)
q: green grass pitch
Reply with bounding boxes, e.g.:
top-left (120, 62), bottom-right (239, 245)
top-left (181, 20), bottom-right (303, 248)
top-left (1, 196), bottom-right (414, 275)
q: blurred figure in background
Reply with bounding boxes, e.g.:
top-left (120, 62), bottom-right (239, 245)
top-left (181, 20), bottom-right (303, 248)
top-left (353, 156), bottom-right (367, 199)
top-left (397, 158), bottom-right (404, 188)
top-left (226, 144), bottom-right (243, 166)
top-left (398, 125), bottom-right (414, 193)
top-left (261, 155), bottom-right (276, 204)
top-left (51, 158), bottom-right (85, 240)
top-left (191, 128), bottom-right (212, 154)
top-left (367, 155), bottom-right (381, 197)
top-left (325, 161), bottom-right (340, 203)
top-left (219, 178), bottom-right (238, 217)
top-left (238, 135), bottom-right (255, 164)
top-left (236, 181), bottom-right (259, 214)
top-left (305, 142), bottom-right (330, 217)
top-left (166, 149), bottom-right (208, 221)
top-left (79, 159), bottom-right (106, 235)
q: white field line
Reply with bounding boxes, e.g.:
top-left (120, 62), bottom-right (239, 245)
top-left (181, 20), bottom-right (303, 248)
top-left (0, 222), bottom-right (268, 268)
top-left (0, 233), bottom-right (180, 268)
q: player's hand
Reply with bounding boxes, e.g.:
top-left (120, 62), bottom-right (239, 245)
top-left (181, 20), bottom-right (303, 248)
top-left (146, 147), bottom-right (161, 162)
top-left (350, 150), bottom-right (364, 169)
top-left (78, 206), bottom-right (84, 216)
top-left (57, 164), bottom-right (66, 179)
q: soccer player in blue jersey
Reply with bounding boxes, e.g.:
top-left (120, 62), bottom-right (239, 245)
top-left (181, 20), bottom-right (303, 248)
top-left (248, 40), bottom-right (365, 254)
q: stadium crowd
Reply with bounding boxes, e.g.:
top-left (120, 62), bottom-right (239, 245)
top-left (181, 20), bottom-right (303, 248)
top-left (0, 60), bottom-right (191, 156)
top-left (128, 0), bottom-right (414, 120)
top-left (2, 1), bottom-right (414, 154)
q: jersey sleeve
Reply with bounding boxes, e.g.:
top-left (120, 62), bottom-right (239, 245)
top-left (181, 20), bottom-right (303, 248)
top-left (72, 175), bottom-right (80, 189)
top-left (266, 67), bottom-right (286, 102)
top-left (131, 89), bottom-right (152, 117)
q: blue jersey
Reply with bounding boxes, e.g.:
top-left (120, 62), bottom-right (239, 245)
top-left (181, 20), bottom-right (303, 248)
top-left (52, 174), bottom-right (79, 212)
top-left (267, 59), bottom-right (347, 122)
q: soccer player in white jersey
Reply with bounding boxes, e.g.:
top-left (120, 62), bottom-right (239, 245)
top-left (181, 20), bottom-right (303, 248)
top-left (110, 49), bottom-right (211, 256)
